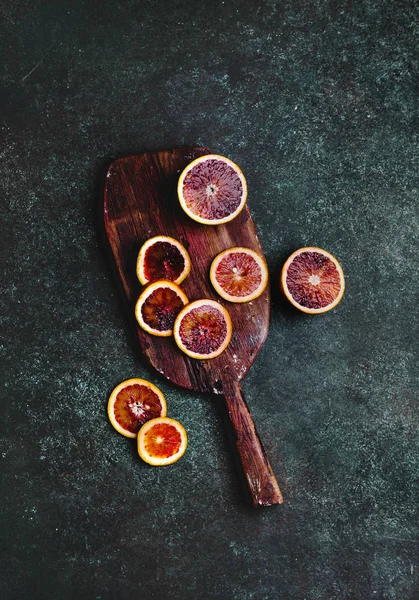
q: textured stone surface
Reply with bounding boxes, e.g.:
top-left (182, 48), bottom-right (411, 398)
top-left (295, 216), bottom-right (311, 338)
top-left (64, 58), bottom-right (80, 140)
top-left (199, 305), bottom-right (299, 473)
top-left (1, 1), bottom-right (418, 599)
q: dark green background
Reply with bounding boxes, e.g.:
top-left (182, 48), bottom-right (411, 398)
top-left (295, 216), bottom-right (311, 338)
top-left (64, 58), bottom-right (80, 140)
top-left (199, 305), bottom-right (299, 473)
top-left (1, 1), bottom-right (418, 598)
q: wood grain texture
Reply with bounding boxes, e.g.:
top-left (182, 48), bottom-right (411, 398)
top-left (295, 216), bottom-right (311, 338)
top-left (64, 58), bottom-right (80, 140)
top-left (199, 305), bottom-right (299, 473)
top-left (103, 147), bottom-right (282, 506)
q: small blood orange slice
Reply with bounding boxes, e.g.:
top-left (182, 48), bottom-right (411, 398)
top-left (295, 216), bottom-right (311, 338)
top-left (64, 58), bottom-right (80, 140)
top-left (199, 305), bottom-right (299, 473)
top-left (281, 247), bottom-right (345, 314)
top-left (210, 247), bottom-right (269, 303)
top-left (135, 280), bottom-right (188, 336)
top-left (137, 417), bottom-right (188, 466)
top-left (108, 378), bottom-right (167, 438)
top-left (177, 154), bottom-right (248, 225)
top-left (173, 299), bottom-right (232, 359)
top-left (136, 235), bottom-right (191, 285)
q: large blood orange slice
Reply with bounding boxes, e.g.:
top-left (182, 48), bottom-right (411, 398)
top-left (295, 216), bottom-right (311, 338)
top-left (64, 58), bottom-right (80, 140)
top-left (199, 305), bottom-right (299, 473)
top-left (173, 299), bottom-right (232, 359)
top-left (135, 280), bottom-right (188, 336)
top-left (136, 235), bottom-right (191, 285)
top-left (137, 417), bottom-right (188, 466)
top-left (108, 378), bottom-right (167, 438)
top-left (177, 154), bottom-right (248, 225)
top-left (281, 247), bottom-right (345, 314)
top-left (210, 247), bottom-right (269, 303)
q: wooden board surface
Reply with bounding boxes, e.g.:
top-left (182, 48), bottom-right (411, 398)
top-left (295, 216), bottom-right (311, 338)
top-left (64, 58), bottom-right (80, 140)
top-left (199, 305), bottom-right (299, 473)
top-left (103, 147), bottom-right (282, 506)
top-left (104, 146), bottom-right (269, 394)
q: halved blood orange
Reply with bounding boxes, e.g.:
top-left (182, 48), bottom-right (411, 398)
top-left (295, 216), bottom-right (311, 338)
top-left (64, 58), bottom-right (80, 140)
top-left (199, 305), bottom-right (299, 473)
top-left (210, 247), bottom-right (269, 303)
top-left (173, 299), bottom-right (232, 359)
top-left (136, 235), bottom-right (191, 286)
top-left (177, 154), bottom-right (248, 225)
top-left (135, 280), bottom-right (188, 336)
top-left (137, 417), bottom-right (188, 466)
top-left (108, 378), bottom-right (167, 438)
top-left (281, 247), bottom-right (345, 314)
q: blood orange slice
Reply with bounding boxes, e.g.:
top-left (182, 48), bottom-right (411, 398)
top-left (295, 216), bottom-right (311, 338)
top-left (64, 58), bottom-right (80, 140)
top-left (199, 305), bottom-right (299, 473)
top-left (135, 280), bottom-right (188, 336)
top-left (137, 417), bottom-right (188, 466)
top-left (210, 247), bottom-right (269, 303)
top-left (281, 247), bottom-right (345, 314)
top-left (173, 299), bottom-right (232, 359)
top-left (136, 235), bottom-right (191, 286)
top-left (108, 378), bottom-right (167, 438)
top-left (177, 154), bottom-right (248, 225)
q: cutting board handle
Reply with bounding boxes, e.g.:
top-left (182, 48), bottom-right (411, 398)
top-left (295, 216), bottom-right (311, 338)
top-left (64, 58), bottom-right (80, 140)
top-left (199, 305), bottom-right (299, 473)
top-left (224, 381), bottom-right (283, 507)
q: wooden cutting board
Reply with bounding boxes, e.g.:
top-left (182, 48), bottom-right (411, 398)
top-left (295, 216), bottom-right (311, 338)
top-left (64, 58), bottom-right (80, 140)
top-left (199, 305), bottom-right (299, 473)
top-left (103, 147), bottom-right (283, 506)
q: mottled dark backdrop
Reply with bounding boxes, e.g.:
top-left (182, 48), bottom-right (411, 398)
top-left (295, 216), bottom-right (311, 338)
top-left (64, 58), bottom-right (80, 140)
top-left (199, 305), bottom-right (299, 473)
top-left (1, 1), bottom-right (418, 599)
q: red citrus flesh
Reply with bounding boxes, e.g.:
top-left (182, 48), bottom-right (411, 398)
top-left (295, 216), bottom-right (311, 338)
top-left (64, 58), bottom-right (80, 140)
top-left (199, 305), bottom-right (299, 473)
top-left (179, 155), bottom-right (247, 223)
top-left (142, 422), bottom-right (182, 459)
top-left (112, 384), bottom-right (165, 436)
top-left (140, 285), bottom-right (186, 333)
top-left (285, 251), bottom-right (343, 310)
top-left (174, 300), bottom-right (232, 359)
top-left (143, 242), bottom-right (186, 282)
top-left (137, 236), bottom-right (190, 286)
top-left (214, 251), bottom-right (263, 298)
